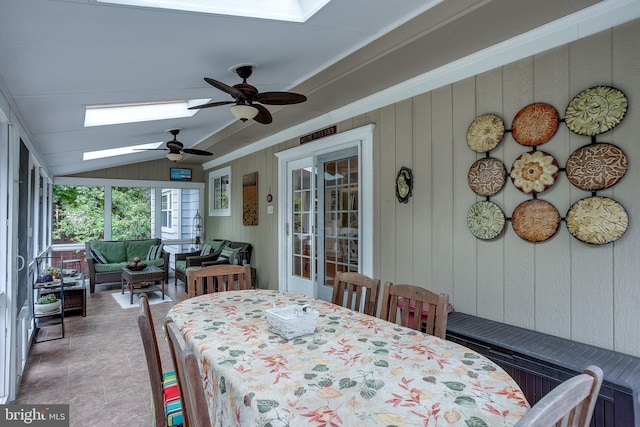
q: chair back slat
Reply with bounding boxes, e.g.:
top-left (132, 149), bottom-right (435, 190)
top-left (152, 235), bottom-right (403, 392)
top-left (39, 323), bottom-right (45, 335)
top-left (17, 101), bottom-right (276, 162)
top-left (515, 365), bottom-right (604, 427)
top-left (331, 272), bottom-right (380, 316)
top-left (187, 264), bottom-right (252, 298)
top-left (379, 282), bottom-right (449, 339)
top-left (137, 294), bottom-right (170, 427)
top-left (165, 319), bottom-right (211, 427)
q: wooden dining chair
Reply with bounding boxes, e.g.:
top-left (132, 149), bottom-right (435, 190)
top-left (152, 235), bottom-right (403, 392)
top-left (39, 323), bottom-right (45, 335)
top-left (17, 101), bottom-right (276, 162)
top-left (331, 271), bottom-right (381, 316)
top-left (515, 365), bottom-right (603, 427)
top-left (379, 282), bottom-right (449, 339)
top-left (186, 264), bottom-right (252, 298)
top-left (137, 294), bottom-right (184, 427)
top-left (164, 319), bottom-right (211, 427)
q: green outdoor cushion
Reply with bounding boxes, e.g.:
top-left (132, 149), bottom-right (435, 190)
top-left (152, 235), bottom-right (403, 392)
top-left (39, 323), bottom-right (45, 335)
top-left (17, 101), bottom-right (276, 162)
top-left (91, 241), bottom-right (126, 264)
top-left (126, 239), bottom-right (159, 261)
top-left (94, 261), bottom-right (128, 272)
top-left (93, 257), bottom-right (164, 272)
top-left (175, 260), bottom-right (187, 273)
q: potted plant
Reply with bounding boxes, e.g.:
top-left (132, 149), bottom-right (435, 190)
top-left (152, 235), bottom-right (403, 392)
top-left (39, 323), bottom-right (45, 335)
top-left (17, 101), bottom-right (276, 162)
top-left (44, 266), bottom-right (61, 279)
top-left (34, 293), bottom-right (61, 315)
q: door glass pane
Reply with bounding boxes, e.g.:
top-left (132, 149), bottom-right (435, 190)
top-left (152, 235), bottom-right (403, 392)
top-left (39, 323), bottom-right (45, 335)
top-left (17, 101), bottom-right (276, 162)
top-left (323, 156), bottom-right (358, 286)
top-left (292, 168), bottom-right (312, 279)
top-left (111, 187), bottom-right (151, 240)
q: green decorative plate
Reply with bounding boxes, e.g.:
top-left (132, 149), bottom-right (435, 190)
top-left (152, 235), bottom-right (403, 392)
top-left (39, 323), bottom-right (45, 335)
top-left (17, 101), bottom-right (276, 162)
top-left (564, 86), bottom-right (628, 136)
top-left (566, 197), bottom-right (628, 245)
top-left (467, 201), bottom-right (505, 240)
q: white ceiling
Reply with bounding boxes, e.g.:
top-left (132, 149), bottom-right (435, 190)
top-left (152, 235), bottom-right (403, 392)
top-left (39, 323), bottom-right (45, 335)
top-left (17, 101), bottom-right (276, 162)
top-left (0, 0), bottom-right (615, 176)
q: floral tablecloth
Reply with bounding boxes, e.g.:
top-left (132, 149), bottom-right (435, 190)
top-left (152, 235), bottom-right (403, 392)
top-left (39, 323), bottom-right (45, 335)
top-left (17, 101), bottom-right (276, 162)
top-left (166, 290), bottom-right (529, 427)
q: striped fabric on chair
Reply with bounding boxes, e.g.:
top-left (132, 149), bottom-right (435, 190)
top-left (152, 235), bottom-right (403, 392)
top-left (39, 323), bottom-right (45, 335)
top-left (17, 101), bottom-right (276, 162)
top-left (138, 294), bottom-right (185, 427)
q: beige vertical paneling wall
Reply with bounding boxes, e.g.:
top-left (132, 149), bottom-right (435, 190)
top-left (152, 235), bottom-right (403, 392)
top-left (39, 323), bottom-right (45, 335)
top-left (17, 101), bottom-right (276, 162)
top-left (202, 21), bottom-right (640, 357)
top-left (78, 21), bottom-right (640, 357)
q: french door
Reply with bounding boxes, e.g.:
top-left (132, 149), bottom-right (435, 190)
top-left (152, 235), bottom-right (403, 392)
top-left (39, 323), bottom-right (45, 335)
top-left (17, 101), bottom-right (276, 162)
top-left (277, 125), bottom-right (374, 300)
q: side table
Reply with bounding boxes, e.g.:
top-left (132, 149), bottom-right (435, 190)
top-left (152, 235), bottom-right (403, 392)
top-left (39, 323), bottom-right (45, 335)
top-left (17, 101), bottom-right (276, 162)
top-left (121, 265), bottom-right (165, 305)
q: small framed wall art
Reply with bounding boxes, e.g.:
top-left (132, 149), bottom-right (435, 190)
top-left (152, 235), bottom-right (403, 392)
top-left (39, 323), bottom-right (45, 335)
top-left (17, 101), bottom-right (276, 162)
top-left (170, 167), bottom-right (192, 181)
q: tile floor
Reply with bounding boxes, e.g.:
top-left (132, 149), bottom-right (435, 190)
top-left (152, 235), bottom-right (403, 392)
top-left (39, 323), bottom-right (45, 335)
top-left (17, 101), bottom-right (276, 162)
top-left (13, 280), bottom-right (188, 427)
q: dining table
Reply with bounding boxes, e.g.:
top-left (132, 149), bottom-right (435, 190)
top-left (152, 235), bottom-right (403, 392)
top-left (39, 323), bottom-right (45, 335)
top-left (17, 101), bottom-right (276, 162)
top-left (166, 289), bottom-right (529, 427)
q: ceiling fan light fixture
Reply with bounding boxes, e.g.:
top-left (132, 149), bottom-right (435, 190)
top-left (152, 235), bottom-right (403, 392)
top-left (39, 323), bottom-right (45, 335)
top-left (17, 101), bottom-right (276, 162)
top-left (167, 152), bottom-right (184, 162)
top-left (230, 104), bottom-right (259, 121)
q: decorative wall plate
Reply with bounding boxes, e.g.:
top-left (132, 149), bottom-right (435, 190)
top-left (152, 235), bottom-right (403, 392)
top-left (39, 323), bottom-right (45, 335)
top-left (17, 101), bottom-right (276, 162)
top-left (467, 158), bottom-right (507, 196)
top-left (511, 199), bottom-right (560, 242)
top-left (511, 103), bottom-right (559, 146)
top-left (564, 86), bottom-right (628, 136)
top-left (467, 201), bottom-right (505, 240)
top-left (565, 143), bottom-right (628, 191)
top-left (395, 167), bottom-right (413, 203)
top-left (566, 196), bottom-right (628, 245)
top-left (510, 150), bottom-right (559, 194)
top-left (466, 114), bottom-right (505, 153)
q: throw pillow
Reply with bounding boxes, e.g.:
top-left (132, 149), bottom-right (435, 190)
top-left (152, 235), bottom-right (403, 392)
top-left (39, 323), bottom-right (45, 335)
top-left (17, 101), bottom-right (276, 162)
top-left (218, 246), bottom-right (243, 262)
top-left (200, 244), bottom-right (213, 256)
top-left (146, 244), bottom-right (164, 261)
top-left (91, 248), bottom-right (108, 264)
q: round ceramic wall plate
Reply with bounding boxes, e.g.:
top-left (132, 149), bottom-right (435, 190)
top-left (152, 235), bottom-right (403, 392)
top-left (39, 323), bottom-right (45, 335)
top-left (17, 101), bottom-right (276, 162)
top-left (566, 196), bottom-right (628, 245)
top-left (565, 143), bottom-right (628, 191)
top-left (510, 150), bottom-right (559, 194)
top-left (466, 114), bottom-right (505, 153)
top-left (467, 201), bottom-right (505, 240)
top-left (467, 158), bottom-right (507, 196)
top-left (511, 103), bottom-right (559, 146)
top-left (564, 86), bottom-right (628, 136)
top-left (511, 199), bottom-right (560, 242)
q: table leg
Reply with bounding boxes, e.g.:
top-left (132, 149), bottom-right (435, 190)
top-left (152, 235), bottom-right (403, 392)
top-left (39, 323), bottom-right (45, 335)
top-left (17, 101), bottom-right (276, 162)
top-left (122, 277), bottom-right (125, 294)
top-left (130, 282), bottom-right (134, 305)
top-left (161, 278), bottom-right (165, 300)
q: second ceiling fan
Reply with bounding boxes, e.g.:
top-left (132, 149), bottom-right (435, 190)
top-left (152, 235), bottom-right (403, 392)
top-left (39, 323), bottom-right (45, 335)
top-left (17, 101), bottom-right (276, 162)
top-left (189, 65), bottom-right (307, 124)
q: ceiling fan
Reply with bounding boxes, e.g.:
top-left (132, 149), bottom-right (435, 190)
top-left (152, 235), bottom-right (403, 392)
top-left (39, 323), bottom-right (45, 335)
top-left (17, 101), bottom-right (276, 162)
top-left (189, 65), bottom-right (307, 124)
top-left (139, 129), bottom-right (213, 162)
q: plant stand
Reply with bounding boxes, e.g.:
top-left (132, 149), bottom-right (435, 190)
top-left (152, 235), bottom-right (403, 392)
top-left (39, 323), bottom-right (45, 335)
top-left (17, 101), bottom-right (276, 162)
top-left (33, 256), bottom-right (65, 343)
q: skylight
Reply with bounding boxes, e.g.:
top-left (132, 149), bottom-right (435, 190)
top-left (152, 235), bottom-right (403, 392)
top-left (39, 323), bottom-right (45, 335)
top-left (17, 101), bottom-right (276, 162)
top-left (84, 99), bottom-right (210, 127)
top-left (96, 0), bottom-right (331, 22)
top-left (83, 142), bottom-right (165, 161)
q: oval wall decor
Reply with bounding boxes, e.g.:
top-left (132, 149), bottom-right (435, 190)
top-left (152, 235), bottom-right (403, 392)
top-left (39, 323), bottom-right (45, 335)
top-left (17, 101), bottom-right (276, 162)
top-left (565, 143), bottom-right (628, 191)
top-left (510, 150), bottom-right (559, 194)
top-left (564, 86), bottom-right (628, 136)
top-left (511, 199), bottom-right (561, 242)
top-left (511, 103), bottom-right (559, 146)
top-left (466, 114), bottom-right (505, 153)
top-left (566, 196), bottom-right (628, 245)
top-left (467, 158), bottom-right (507, 196)
top-left (466, 201), bottom-right (505, 240)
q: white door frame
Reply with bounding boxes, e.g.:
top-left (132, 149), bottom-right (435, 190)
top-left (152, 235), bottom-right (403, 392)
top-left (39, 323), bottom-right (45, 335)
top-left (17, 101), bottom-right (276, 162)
top-left (276, 124), bottom-right (374, 295)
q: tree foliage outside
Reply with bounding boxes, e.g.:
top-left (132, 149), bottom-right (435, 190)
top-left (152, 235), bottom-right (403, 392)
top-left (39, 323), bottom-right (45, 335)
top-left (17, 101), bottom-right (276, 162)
top-left (53, 185), bottom-right (151, 243)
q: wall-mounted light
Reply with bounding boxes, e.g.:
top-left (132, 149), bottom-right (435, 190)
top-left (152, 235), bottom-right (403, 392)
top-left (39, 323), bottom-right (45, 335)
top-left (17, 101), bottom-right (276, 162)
top-left (230, 104), bottom-right (259, 121)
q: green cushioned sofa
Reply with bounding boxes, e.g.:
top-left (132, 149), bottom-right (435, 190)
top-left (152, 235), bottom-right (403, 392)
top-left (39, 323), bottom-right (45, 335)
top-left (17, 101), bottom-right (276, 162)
top-left (85, 238), bottom-right (169, 293)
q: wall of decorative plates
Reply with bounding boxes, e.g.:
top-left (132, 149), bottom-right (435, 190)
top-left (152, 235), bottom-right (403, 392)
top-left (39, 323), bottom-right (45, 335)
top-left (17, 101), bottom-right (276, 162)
top-left (466, 85), bottom-right (629, 245)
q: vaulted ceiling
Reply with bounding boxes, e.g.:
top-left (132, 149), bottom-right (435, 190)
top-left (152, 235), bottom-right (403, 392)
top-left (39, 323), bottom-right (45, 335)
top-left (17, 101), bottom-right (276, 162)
top-left (0, 0), bottom-right (616, 176)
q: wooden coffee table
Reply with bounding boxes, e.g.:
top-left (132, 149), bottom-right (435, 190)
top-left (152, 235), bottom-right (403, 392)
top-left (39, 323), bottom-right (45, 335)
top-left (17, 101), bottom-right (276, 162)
top-left (121, 265), bottom-right (165, 305)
